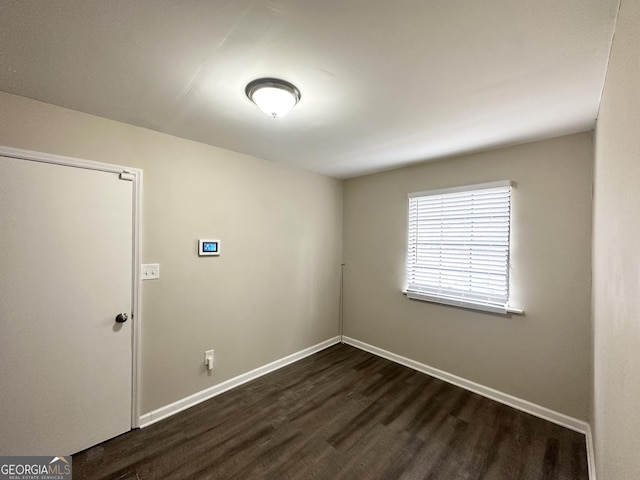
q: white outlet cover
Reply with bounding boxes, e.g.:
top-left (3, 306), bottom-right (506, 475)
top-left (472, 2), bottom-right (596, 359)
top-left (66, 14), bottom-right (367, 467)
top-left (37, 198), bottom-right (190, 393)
top-left (141, 263), bottom-right (160, 280)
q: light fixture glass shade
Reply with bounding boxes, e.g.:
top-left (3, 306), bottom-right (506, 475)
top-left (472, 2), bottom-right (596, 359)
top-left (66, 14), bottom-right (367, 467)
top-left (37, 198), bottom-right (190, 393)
top-left (246, 78), bottom-right (301, 118)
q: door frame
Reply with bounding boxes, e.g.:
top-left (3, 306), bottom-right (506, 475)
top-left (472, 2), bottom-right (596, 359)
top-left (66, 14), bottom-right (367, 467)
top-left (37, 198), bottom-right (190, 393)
top-left (0, 145), bottom-right (143, 429)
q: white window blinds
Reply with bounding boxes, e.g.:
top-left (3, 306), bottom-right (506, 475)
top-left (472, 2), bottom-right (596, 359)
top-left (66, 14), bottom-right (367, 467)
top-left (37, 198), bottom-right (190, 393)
top-left (406, 181), bottom-right (512, 314)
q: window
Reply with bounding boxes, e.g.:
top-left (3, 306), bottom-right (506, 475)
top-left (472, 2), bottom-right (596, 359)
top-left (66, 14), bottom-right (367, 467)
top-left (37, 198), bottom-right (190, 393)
top-left (406, 181), bottom-right (513, 314)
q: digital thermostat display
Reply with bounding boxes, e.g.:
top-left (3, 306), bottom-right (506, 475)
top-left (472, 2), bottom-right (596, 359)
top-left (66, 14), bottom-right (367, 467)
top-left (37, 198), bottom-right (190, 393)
top-left (199, 239), bottom-right (221, 256)
top-left (203, 242), bottom-right (217, 252)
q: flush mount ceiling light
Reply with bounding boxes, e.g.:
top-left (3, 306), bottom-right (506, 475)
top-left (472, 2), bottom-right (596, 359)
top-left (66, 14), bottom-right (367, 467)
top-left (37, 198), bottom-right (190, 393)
top-left (245, 78), bottom-right (301, 118)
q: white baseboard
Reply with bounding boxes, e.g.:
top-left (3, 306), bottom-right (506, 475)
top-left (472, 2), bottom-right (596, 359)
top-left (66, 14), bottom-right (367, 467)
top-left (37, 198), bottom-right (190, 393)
top-left (586, 425), bottom-right (597, 480)
top-left (139, 336), bottom-right (341, 428)
top-left (341, 336), bottom-right (589, 435)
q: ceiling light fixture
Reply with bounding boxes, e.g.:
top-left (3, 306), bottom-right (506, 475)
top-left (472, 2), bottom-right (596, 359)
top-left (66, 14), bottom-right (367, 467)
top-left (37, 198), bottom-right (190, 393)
top-left (245, 78), bottom-right (301, 118)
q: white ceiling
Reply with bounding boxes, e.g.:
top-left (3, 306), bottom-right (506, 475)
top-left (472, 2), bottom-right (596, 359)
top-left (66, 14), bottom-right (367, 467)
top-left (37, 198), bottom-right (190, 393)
top-left (0, 0), bottom-right (619, 178)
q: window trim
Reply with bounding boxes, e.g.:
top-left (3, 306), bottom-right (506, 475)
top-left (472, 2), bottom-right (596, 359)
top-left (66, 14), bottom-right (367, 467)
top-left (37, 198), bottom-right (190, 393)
top-left (408, 180), bottom-right (512, 199)
top-left (405, 180), bottom-right (522, 315)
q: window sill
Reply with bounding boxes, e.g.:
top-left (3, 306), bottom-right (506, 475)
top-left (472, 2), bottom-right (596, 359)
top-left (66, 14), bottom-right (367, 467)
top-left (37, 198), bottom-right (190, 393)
top-left (402, 290), bottom-right (524, 315)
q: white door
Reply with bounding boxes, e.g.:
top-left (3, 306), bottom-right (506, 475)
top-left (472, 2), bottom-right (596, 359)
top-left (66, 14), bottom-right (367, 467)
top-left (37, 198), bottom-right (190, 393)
top-left (0, 155), bottom-right (134, 455)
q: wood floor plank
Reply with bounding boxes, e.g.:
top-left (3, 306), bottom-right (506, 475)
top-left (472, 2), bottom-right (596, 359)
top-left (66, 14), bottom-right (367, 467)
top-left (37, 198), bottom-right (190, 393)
top-left (73, 344), bottom-right (589, 480)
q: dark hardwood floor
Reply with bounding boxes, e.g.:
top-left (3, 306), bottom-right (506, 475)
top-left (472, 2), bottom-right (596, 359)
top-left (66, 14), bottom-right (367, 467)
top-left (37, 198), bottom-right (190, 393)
top-left (73, 344), bottom-right (588, 479)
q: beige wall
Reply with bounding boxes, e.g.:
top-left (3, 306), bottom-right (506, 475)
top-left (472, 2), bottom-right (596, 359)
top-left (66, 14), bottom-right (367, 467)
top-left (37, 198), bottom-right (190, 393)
top-left (0, 91), bottom-right (343, 413)
top-left (593, 0), bottom-right (640, 478)
top-left (343, 133), bottom-right (593, 420)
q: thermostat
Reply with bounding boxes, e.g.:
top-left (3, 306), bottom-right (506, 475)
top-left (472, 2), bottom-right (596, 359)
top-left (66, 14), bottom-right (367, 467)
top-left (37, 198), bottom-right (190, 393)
top-left (198, 239), bottom-right (221, 256)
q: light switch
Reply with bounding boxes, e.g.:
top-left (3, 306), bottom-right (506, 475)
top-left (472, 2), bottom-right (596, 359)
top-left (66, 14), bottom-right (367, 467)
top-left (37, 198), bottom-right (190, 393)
top-left (141, 263), bottom-right (160, 280)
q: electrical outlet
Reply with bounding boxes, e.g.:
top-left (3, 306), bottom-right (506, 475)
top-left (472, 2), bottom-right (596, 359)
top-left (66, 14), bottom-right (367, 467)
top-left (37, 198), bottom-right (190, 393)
top-left (141, 263), bottom-right (160, 280)
top-left (204, 349), bottom-right (214, 370)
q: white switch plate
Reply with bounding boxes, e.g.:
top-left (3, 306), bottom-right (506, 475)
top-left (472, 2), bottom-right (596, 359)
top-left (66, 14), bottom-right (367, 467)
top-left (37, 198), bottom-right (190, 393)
top-left (204, 349), bottom-right (214, 370)
top-left (141, 263), bottom-right (160, 280)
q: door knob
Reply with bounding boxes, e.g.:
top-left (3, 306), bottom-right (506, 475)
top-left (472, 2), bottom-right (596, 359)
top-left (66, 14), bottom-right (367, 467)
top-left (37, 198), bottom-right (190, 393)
top-left (115, 313), bottom-right (128, 323)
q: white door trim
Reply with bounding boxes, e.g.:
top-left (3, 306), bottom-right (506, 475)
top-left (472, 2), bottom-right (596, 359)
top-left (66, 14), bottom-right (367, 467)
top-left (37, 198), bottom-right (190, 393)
top-left (0, 145), bottom-right (143, 429)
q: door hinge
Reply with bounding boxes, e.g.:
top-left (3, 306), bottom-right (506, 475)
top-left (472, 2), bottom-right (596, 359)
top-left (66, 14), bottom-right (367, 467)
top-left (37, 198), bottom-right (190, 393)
top-left (119, 172), bottom-right (135, 181)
